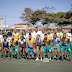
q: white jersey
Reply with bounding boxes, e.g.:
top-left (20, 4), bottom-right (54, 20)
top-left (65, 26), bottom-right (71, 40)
top-left (67, 33), bottom-right (72, 41)
top-left (7, 36), bottom-right (12, 45)
top-left (19, 39), bottom-right (26, 47)
top-left (0, 34), bottom-right (3, 43)
top-left (33, 31), bottom-right (42, 39)
top-left (41, 32), bottom-right (44, 39)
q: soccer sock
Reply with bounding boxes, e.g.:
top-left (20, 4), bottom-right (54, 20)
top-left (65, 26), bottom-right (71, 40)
top-left (41, 53), bottom-right (42, 57)
top-left (8, 53), bottom-right (10, 57)
top-left (64, 52), bottom-right (66, 56)
top-left (28, 55), bottom-right (31, 59)
top-left (67, 52), bottom-right (69, 56)
top-left (16, 54), bottom-right (18, 58)
top-left (57, 55), bottom-right (59, 59)
top-left (43, 54), bottom-right (45, 59)
top-left (11, 54), bottom-right (13, 58)
top-left (69, 56), bottom-right (71, 59)
top-left (3, 53), bottom-right (5, 57)
top-left (52, 55), bottom-right (54, 59)
top-left (0, 53), bottom-right (2, 57)
top-left (54, 52), bottom-right (56, 56)
top-left (36, 53), bottom-right (38, 57)
top-left (47, 52), bottom-right (49, 57)
top-left (49, 54), bottom-right (52, 58)
top-left (19, 52), bottom-right (21, 57)
top-left (61, 55), bottom-right (63, 59)
top-left (71, 52), bottom-right (72, 56)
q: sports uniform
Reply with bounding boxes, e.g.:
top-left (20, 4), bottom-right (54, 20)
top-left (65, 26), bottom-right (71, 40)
top-left (61, 37), bottom-right (71, 52)
top-left (42, 38), bottom-right (52, 60)
top-left (10, 39), bottom-right (19, 52)
top-left (26, 38), bottom-right (36, 53)
top-left (47, 33), bottom-right (53, 39)
top-left (52, 37), bottom-right (60, 51)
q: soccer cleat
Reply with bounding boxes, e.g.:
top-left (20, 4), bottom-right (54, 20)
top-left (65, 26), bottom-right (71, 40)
top-left (52, 59), bottom-right (54, 61)
top-left (3, 57), bottom-right (5, 59)
top-left (60, 59), bottom-right (63, 61)
top-left (35, 57), bottom-right (39, 61)
top-left (57, 59), bottom-right (60, 61)
top-left (68, 59), bottom-right (71, 62)
top-left (40, 57), bottom-right (42, 61)
top-left (49, 58), bottom-right (51, 61)
top-left (19, 57), bottom-right (22, 59)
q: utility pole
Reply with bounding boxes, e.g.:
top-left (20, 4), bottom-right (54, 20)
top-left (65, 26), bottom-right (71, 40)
top-left (5, 16), bottom-right (6, 32)
top-left (0, 16), bottom-right (3, 30)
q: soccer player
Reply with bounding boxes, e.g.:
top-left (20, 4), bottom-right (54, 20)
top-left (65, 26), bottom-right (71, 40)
top-left (60, 33), bottom-right (71, 62)
top-left (20, 30), bottom-right (26, 39)
top-left (42, 34), bottom-right (52, 61)
top-left (47, 28), bottom-right (53, 39)
top-left (18, 35), bottom-right (26, 59)
top-left (25, 33), bottom-right (36, 60)
top-left (52, 33), bottom-right (60, 61)
top-left (2, 35), bottom-right (10, 59)
top-left (54, 28), bottom-right (59, 38)
top-left (7, 32), bottom-right (12, 46)
top-left (67, 28), bottom-right (72, 56)
top-left (12, 29), bottom-right (20, 40)
top-left (33, 27), bottom-right (42, 39)
top-left (26, 29), bottom-right (33, 39)
top-left (59, 28), bottom-right (67, 39)
top-left (10, 35), bottom-right (19, 60)
top-left (0, 41), bottom-right (3, 59)
top-left (35, 34), bottom-right (42, 61)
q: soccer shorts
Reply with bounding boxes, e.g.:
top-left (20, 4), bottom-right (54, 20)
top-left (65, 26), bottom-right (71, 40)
top-left (10, 46), bottom-right (18, 52)
top-left (26, 48), bottom-right (36, 53)
top-left (43, 45), bottom-right (52, 52)
top-left (61, 45), bottom-right (71, 52)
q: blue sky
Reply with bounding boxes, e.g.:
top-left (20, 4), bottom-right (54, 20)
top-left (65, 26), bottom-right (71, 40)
top-left (0, 0), bottom-right (72, 25)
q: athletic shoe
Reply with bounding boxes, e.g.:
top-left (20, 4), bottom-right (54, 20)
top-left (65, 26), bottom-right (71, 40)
top-left (40, 57), bottom-right (42, 61)
top-left (52, 59), bottom-right (54, 61)
top-left (19, 57), bottom-right (22, 59)
top-left (68, 59), bottom-right (71, 62)
top-left (3, 57), bottom-right (5, 59)
top-left (35, 57), bottom-right (39, 61)
top-left (60, 59), bottom-right (63, 61)
top-left (49, 58), bottom-right (51, 61)
top-left (57, 59), bottom-right (60, 61)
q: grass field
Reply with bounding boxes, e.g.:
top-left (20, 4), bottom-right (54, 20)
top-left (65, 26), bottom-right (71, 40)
top-left (0, 58), bottom-right (72, 72)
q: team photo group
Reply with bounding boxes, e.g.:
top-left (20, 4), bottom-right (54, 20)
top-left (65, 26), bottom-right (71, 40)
top-left (0, 27), bottom-right (72, 62)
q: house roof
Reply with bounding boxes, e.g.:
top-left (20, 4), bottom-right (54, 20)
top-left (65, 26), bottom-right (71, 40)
top-left (17, 23), bottom-right (30, 25)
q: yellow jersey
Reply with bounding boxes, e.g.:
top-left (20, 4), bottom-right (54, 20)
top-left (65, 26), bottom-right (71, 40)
top-left (26, 38), bottom-right (35, 48)
top-left (10, 39), bottom-right (18, 46)
top-left (59, 32), bottom-right (67, 38)
top-left (61, 37), bottom-right (70, 46)
top-left (47, 33), bottom-right (53, 39)
top-left (12, 33), bottom-right (20, 40)
top-left (43, 38), bottom-right (51, 47)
